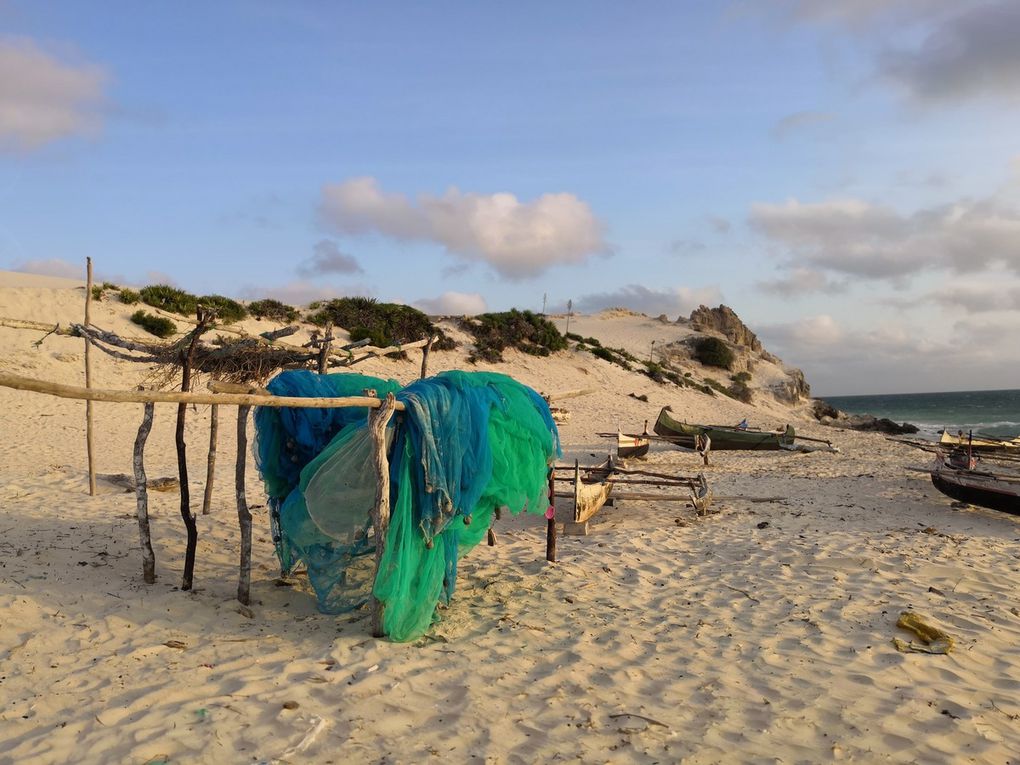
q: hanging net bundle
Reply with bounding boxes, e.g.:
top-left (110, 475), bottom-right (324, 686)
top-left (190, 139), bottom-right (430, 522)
top-left (254, 369), bottom-right (560, 641)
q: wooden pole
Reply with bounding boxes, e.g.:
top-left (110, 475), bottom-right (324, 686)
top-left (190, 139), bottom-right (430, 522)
top-left (546, 467), bottom-right (557, 562)
top-left (420, 333), bottom-right (437, 379)
top-left (369, 393), bottom-right (398, 638)
top-left (0, 371), bottom-right (408, 410)
top-left (202, 404), bottom-right (218, 515)
top-left (84, 257), bottom-right (96, 496)
top-left (317, 323), bottom-right (333, 374)
top-left (176, 311), bottom-right (211, 591)
top-left (235, 404), bottom-right (252, 605)
top-left (133, 402), bottom-right (156, 584)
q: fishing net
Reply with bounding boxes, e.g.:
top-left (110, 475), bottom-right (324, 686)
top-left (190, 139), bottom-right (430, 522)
top-left (254, 369), bottom-right (560, 641)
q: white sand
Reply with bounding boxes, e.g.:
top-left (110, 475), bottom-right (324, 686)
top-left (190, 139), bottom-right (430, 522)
top-left (2, 276), bottom-right (1019, 764)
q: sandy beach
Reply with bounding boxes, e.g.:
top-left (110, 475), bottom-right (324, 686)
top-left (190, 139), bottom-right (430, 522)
top-left (2, 277), bottom-right (1020, 765)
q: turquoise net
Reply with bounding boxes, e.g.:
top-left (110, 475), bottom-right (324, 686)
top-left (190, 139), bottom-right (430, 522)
top-left (254, 370), bottom-right (560, 641)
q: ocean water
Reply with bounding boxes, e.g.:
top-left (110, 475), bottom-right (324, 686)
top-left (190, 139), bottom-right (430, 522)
top-left (822, 389), bottom-right (1020, 440)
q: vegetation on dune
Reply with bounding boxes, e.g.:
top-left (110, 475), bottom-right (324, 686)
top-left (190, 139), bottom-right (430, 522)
top-left (308, 297), bottom-right (455, 353)
top-left (118, 288), bottom-right (140, 305)
top-left (460, 309), bottom-right (567, 363)
top-left (196, 294), bottom-right (248, 323)
top-left (692, 336), bottom-right (735, 370)
top-left (130, 309), bottom-right (177, 338)
top-left (247, 298), bottom-right (299, 323)
top-left (139, 284), bottom-right (199, 316)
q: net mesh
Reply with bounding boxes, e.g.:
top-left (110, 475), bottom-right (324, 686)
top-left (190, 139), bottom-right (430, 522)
top-left (253, 369), bottom-right (560, 641)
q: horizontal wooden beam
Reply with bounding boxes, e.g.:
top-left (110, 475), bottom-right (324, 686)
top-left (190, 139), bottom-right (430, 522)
top-left (0, 371), bottom-right (407, 411)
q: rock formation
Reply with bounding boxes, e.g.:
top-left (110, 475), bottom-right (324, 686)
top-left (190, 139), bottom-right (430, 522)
top-left (687, 305), bottom-right (763, 353)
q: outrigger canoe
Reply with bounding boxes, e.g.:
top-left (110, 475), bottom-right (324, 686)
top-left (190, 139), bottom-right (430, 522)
top-left (653, 406), bottom-right (796, 451)
top-left (930, 450), bottom-right (1020, 515)
top-left (938, 430), bottom-right (1020, 453)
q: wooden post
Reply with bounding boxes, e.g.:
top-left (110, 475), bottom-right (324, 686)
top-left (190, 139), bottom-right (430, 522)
top-left (369, 393), bottom-right (398, 638)
top-left (176, 310), bottom-right (212, 591)
top-left (317, 323), bottom-right (333, 374)
top-left (202, 404), bottom-right (218, 515)
top-left (235, 404), bottom-right (252, 605)
top-left (133, 402), bottom-right (156, 584)
top-left (420, 333), bottom-right (437, 379)
top-left (546, 467), bottom-right (557, 562)
top-left (84, 257), bottom-right (96, 496)
top-left (573, 459), bottom-right (581, 523)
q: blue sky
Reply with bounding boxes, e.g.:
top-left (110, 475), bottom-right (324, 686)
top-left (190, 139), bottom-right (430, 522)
top-left (3, 1), bottom-right (1020, 394)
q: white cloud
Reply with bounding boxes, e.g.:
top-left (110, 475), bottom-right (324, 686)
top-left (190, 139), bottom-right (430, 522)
top-left (751, 196), bottom-right (1020, 281)
top-left (296, 239), bottom-right (363, 277)
top-left (879, 1), bottom-right (1020, 103)
top-left (239, 280), bottom-right (372, 307)
top-left (571, 284), bottom-right (724, 318)
top-left (930, 282), bottom-right (1020, 313)
top-left (772, 110), bottom-right (835, 140)
top-left (414, 291), bottom-right (487, 316)
top-left (0, 38), bottom-right (106, 152)
top-left (757, 267), bottom-right (848, 296)
top-left (318, 177), bottom-right (606, 279)
top-left (12, 257), bottom-right (80, 279)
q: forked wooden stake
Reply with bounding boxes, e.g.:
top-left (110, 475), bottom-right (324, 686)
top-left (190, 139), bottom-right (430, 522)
top-left (370, 393), bottom-right (398, 638)
top-left (235, 405), bottom-right (252, 605)
top-left (133, 401), bottom-right (156, 584)
top-left (420, 333), bottom-right (437, 379)
top-left (546, 468), bottom-right (557, 562)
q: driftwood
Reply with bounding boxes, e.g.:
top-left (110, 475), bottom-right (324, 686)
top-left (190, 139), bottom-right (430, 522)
top-left (84, 258), bottom-right (96, 496)
top-left (316, 323), bottom-right (333, 374)
top-left (369, 393), bottom-right (398, 637)
top-left (0, 372), bottom-right (408, 410)
top-left (203, 404), bottom-right (218, 515)
top-left (133, 402), bottom-right (156, 584)
top-left (99, 473), bottom-right (178, 492)
top-left (236, 405), bottom-right (252, 605)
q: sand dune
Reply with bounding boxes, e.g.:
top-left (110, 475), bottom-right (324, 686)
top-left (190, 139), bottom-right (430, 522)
top-left (2, 279), bottom-right (1019, 764)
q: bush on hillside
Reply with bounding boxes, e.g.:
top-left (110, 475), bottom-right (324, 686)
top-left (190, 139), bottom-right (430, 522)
top-left (731, 371), bottom-right (751, 383)
top-left (693, 336), bottom-right (735, 370)
top-left (460, 309), bottom-right (567, 363)
top-left (197, 294), bottom-right (248, 323)
top-left (727, 381), bottom-right (754, 403)
top-left (140, 284), bottom-right (199, 316)
top-left (248, 298), bottom-right (299, 323)
top-left (308, 297), bottom-right (454, 352)
top-left (118, 288), bottom-right (140, 305)
top-left (130, 310), bottom-right (177, 338)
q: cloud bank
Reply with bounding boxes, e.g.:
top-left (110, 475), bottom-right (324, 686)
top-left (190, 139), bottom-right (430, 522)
top-left (751, 196), bottom-right (1020, 284)
top-left (414, 291), bottom-right (487, 316)
top-left (572, 284), bottom-right (723, 318)
top-left (0, 38), bottom-right (106, 152)
top-left (319, 177), bottom-right (606, 279)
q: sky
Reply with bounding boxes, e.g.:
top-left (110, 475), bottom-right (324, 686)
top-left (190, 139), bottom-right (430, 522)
top-left (2, 1), bottom-right (1020, 395)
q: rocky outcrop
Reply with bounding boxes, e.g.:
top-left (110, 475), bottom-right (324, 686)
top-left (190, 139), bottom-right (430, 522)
top-left (688, 305), bottom-right (762, 353)
top-left (813, 400), bottom-right (919, 435)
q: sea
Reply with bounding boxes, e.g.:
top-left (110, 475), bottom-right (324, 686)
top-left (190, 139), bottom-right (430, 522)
top-left (821, 388), bottom-right (1020, 441)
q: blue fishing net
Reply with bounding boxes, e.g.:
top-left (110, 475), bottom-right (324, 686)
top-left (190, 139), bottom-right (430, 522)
top-left (253, 369), bottom-right (560, 641)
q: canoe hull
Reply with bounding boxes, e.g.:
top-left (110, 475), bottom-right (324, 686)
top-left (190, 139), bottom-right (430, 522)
top-left (653, 407), bottom-right (794, 451)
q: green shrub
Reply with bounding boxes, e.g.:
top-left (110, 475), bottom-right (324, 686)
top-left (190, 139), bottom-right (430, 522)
top-left (693, 336), bottom-right (734, 370)
top-left (197, 294), bottom-right (248, 323)
top-left (130, 310), bottom-right (177, 338)
top-left (90, 285), bottom-right (104, 301)
top-left (140, 284), bottom-right (199, 316)
top-left (118, 288), bottom-right (140, 305)
top-left (727, 381), bottom-right (754, 403)
top-left (101, 281), bottom-right (119, 291)
top-left (307, 300), bottom-right (323, 310)
top-left (247, 298), bottom-right (299, 323)
top-left (309, 297), bottom-right (454, 351)
top-left (731, 371), bottom-right (752, 383)
top-left (460, 309), bottom-right (567, 363)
